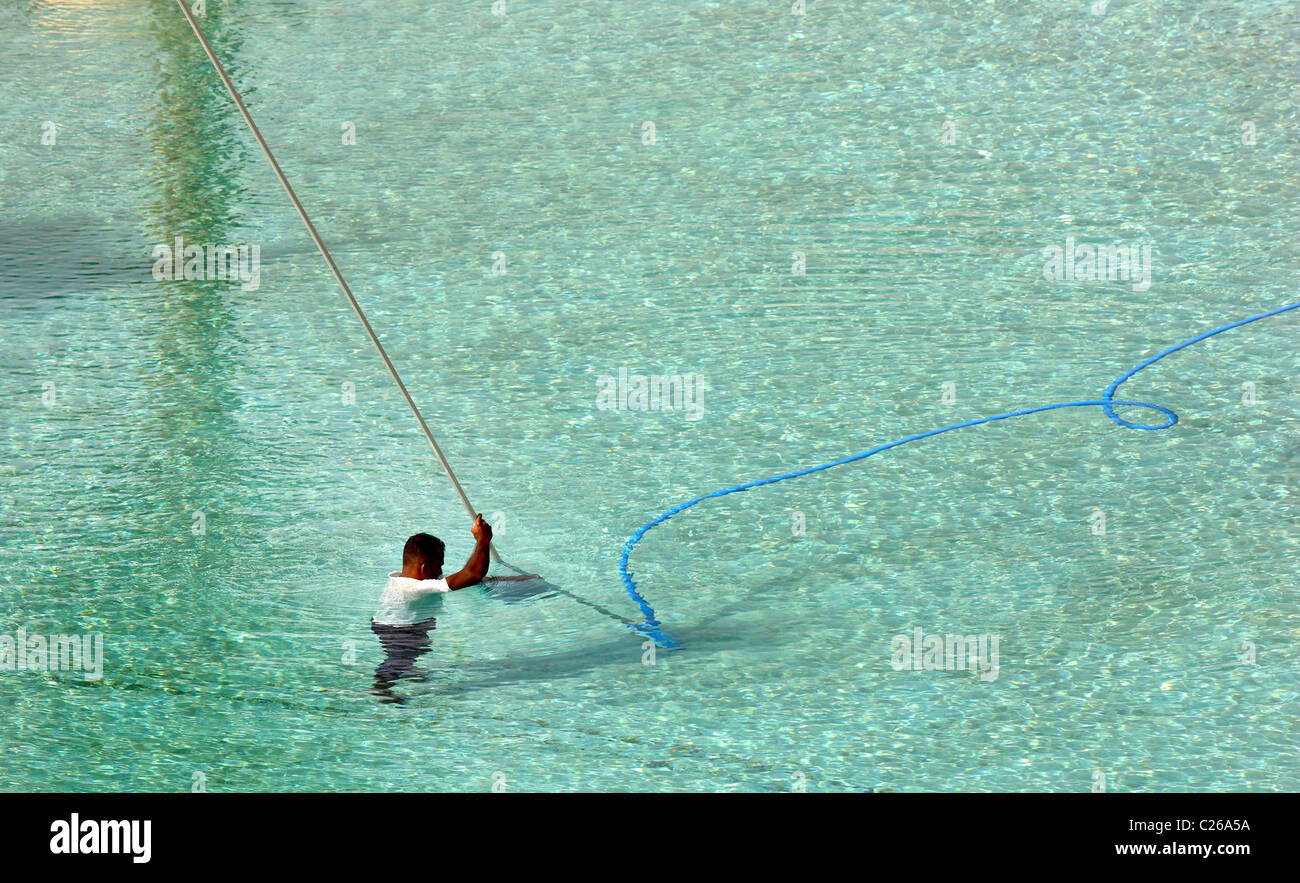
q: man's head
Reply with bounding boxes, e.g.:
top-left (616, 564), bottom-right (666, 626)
top-left (402, 533), bottom-right (445, 580)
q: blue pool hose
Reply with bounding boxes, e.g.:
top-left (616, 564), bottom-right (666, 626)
top-left (621, 301), bottom-right (1300, 648)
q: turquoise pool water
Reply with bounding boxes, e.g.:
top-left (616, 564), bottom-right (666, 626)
top-left (2, 0), bottom-right (1297, 791)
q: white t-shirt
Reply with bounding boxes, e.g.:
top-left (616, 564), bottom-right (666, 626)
top-left (374, 571), bottom-right (451, 625)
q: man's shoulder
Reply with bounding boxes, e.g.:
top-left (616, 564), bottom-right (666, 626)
top-left (386, 572), bottom-right (450, 593)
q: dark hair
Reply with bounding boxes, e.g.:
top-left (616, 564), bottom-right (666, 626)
top-left (403, 533), bottom-right (445, 568)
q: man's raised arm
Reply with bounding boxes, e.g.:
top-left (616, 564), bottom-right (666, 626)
top-left (445, 514), bottom-right (492, 590)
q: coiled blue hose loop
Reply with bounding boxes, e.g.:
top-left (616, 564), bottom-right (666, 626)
top-left (621, 301), bottom-right (1300, 648)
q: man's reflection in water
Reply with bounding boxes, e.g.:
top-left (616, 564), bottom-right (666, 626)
top-left (370, 616), bottom-right (438, 704)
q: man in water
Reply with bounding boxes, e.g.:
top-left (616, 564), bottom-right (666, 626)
top-left (370, 514), bottom-right (492, 702)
